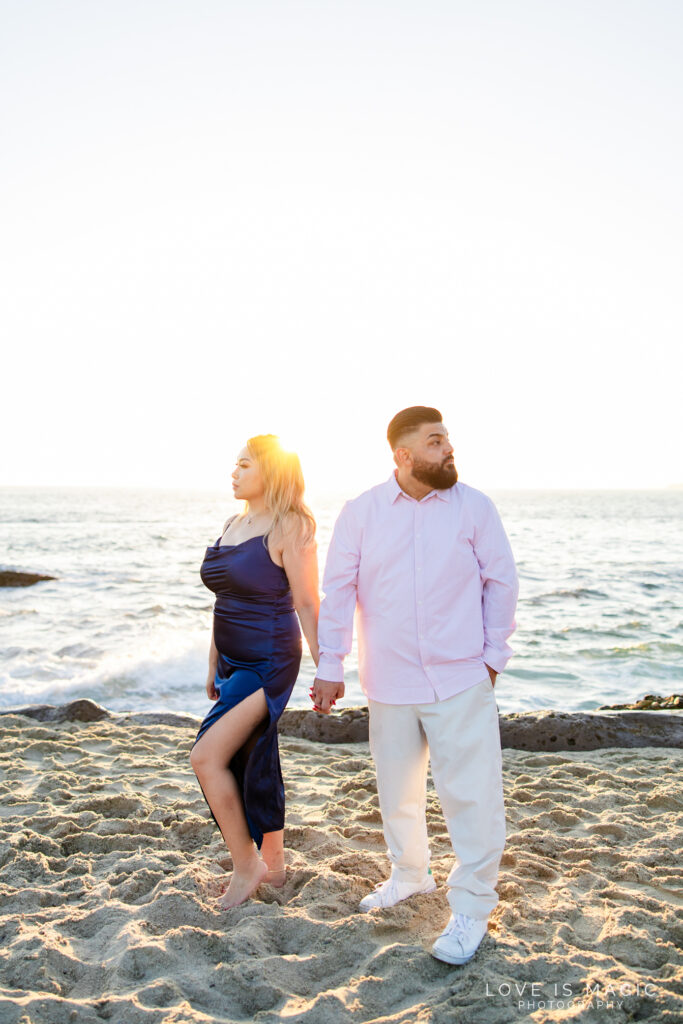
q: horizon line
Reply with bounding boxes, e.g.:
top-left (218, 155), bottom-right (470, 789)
top-left (2, 483), bottom-right (682, 493)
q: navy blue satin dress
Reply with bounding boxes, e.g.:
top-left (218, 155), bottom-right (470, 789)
top-left (195, 533), bottom-right (301, 847)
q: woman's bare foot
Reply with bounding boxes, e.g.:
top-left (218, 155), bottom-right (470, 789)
top-left (217, 857), bottom-right (269, 909)
top-left (218, 865), bottom-right (285, 890)
top-left (260, 832), bottom-right (285, 880)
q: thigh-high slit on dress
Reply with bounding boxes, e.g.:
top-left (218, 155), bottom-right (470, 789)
top-left (193, 533), bottom-right (301, 848)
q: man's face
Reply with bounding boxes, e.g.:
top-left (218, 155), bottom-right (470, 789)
top-left (401, 422), bottom-right (457, 489)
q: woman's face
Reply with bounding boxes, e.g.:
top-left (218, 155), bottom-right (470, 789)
top-left (231, 447), bottom-right (265, 502)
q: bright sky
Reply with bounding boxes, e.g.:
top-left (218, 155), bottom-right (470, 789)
top-left (2, 0), bottom-right (681, 492)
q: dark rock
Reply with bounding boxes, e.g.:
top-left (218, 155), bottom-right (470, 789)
top-left (2, 700), bottom-right (682, 751)
top-left (120, 711), bottom-right (201, 729)
top-left (279, 706), bottom-right (683, 750)
top-left (279, 707), bottom-right (369, 743)
top-left (0, 701), bottom-right (200, 729)
top-left (0, 570), bottom-right (56, 587)
top-left (0, 699), bottom-right (111, 723)
top-left (499, 709), bottom-right (683, 751)
top-left (599, 693), bottom-right (683, 711)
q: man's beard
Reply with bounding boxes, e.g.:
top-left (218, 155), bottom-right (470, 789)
top-left (411, 457), bottom-right (458, 490)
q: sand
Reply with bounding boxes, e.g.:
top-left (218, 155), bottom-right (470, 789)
top-left (0, 712), bottom-right (681, 1024)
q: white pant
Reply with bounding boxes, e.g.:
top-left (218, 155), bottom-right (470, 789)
top-left (368, 678), bottom-right (506, 919)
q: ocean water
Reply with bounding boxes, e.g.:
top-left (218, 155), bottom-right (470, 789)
top-left (1, 487), bottom-right (681, 719)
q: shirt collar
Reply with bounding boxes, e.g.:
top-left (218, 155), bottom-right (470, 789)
top-left (386, 472), bottom-right (453, 504)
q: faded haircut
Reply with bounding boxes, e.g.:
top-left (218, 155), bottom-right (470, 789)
top-left (386, 406), bottom-right (443, 450)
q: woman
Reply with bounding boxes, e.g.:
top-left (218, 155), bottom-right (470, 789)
top-left (190, 435), bottom-right (319, 909)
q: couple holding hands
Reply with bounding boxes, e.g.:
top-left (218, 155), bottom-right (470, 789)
top-left (190, 406), bottom-right (518, 966)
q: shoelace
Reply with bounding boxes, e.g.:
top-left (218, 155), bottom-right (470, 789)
top-left (381, 880), bottom-right (399, 903)
top-left (446, 913), bottom-right (475, 941)
top-left (370, 879), bottom-right (400, 904)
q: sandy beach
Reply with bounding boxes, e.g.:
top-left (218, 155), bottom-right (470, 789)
top-left (0, 709), bottom-right (681, 1024)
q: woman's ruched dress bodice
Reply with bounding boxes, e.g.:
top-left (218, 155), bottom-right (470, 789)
top-left (195, 534), bottom-right (301, 846)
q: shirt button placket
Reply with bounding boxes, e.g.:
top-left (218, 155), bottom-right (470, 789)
top-left (416, 503), bottom-right (424, 648)
top-left (416, 500), bottom-right (436, 699)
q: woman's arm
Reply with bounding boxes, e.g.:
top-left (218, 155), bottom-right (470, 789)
top-left (280, 518), bottom-right (320, 665)
top-left (206, 623), bottom-right (219, 700)
top-left (205, 515), bottom-right (237, 699)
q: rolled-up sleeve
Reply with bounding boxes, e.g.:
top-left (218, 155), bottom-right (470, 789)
top-left (317, 503), bottom-right (360, 683)
top-left (474, 497), bottom-right (519, 674)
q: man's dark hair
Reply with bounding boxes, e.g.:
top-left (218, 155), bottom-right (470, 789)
top-left (387, 406), bottom-right (443, 450)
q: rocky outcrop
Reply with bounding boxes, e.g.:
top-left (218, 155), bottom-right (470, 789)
top-left (0, 570), bottom-right (55, 587)
top-left (2, 698), bottom-right (682, 750)
top-left (122, 710), bottom-right (201, 729)
top-left (497, 708), bottom-right (683, 751)
top-left (277, 706), bottom-right (683, 749)
top-left (599, 693), bottom-right (682, 711)
top-left (0, 699), bottom-right (111, 723)
top-left (0, 700), bottom-right (199, 729)
top-left (278, 706), bottom-right (369, 744)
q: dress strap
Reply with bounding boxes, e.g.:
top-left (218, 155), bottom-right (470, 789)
top-left (217, 513), bottom-right (239, 545)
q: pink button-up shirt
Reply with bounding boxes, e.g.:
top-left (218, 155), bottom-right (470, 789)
top-left (317, 474), bottom-right (519, 704)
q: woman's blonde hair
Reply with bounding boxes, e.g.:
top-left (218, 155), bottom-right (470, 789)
top-left (244, 434), bottom-right (315, 547)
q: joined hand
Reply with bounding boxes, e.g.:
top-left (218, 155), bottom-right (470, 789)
top-left (310, 677), bottom-right (345, 714)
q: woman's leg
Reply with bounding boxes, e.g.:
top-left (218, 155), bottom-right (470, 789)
top-left (190, 689), bottom-right (270, 907)
top-left (260, 829), bottom-right (286, 884)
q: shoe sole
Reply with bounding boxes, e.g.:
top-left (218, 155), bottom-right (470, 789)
top-left (431, 933), bottom-right (486, 965)
top-left (358, 879), bottom-right (437, 912)
top-left (430, 944), bottom-right (477, 965)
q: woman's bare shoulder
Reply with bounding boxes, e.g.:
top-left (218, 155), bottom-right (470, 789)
top-left (278, 511), bottom-right (316, 549)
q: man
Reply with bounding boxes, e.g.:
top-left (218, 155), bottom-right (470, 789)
top-left (311, 406), bottom-right (518, 965)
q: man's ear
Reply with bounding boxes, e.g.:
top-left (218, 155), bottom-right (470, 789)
top-left (394, 446), bottom-right (412, 469)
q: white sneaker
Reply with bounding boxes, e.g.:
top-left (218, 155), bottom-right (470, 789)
top-left (359, 873), bottom-right (436, 912)
top-left (431, 913), bottom-right (488, 964)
